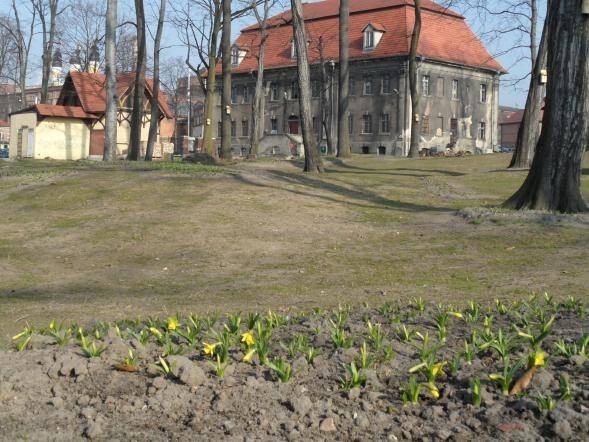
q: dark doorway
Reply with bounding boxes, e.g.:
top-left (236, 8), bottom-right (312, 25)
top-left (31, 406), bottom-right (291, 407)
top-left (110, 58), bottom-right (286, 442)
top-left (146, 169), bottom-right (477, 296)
top-left (378, 145), bottom-right (386, 155)
top-left (90, 130), bottom-right (105, 156)
top-left (288, 116), bottom-right (299, 134)
top-left (361, 145), bottom-right (370, 154)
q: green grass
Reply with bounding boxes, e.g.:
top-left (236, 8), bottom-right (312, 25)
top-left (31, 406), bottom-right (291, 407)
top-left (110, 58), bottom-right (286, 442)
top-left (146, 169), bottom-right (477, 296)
top-left (1, 154), bottom-right (588, 346)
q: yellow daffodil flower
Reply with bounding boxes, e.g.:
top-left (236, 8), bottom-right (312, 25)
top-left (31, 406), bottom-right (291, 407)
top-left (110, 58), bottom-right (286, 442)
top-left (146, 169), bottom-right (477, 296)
top-left (167, 317), bottom-right (180, 331)
top-left (533, 350), bottom-right (546, 367)
top-left (432, 362), bottom-right (446, 378)
top-left (423, 382), bottom-right (440, 399)
top-left (447, 311), bottom-right (464, 319)
top-left (202, 342), bottom-right (218, 357)
top-left (241, 330), bottom-right (255, 347)
top-left (243, 348), bottom-right (256, 363)
top-left (149, 326), bottom-right (163, 339)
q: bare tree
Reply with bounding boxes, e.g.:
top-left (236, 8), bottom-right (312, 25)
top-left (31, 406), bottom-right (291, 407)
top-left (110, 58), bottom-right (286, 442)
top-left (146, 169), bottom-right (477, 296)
top-left (0, 15), bottom-right (19, 84)
top-left (408, 0), bottom-right (422, 158)
top-left (290, 0), bottom-right (323, 173)
top-left (219, 0), bottom-right (232, 160)
top-left (503, 0), bottom-right (588, 213)
top-left (104, 0), bottom-right (117, 161)
top-left (58, 0), bottom-right (106, 72)
top-left (145, 0), bottom-right (166, 161)
top-left (336, 0), bottom-right (350, 158)
top-left (33, 0), bottom-right (67, 103)
top-left (128, 0), bottom-right (146, 160)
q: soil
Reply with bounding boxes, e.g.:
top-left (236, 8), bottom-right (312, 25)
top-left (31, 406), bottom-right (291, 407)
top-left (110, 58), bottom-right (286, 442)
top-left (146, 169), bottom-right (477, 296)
top-left (2, 298), bottom-right (588, 441)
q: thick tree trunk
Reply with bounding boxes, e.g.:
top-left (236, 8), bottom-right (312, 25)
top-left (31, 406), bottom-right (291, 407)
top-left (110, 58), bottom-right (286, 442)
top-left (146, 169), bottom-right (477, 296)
top-left (503, 0), bottom-right (588, 213)
top-left (39, 0), bottom-right (58, 104)
top-left (200, 7), bottom-right (221, 160)
top-left (291, 0), bottom-right (324, 173)
top-left (336, 0), bottom-right (350, 158)
top-left (145, 0), bottom-right (166, 161)
top-left (219, 0), bottom-right (232, 160)
top-left (408, 0), bottom-right (421, 158)
top-left (103, 0), bottom-right (117, 161)
top-left (508, 12), bottom-right (547, 169)
top-left (128, 0), bottom-right (146, 161)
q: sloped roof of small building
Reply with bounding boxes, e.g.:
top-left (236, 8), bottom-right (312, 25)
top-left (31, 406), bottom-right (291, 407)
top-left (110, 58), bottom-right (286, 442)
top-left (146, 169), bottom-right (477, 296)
top-left (61, 71), bottom-right (173, 118)
top-left (10, 104), bottom-right (98, 120)
top-left (227, 0), bottom-right (505, 74)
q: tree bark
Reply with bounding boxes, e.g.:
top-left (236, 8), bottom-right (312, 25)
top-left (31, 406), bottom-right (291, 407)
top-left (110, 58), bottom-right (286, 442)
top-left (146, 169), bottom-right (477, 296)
top-left (10, 0), bottom-right (35, 106)
top-left (408, 0), bottom-right (422, 158)
top-left (336, 0), bottom-right (350, 158)
top-left (291, 0), bottom-right (324, 173)
top-left (103, 0), bottom-right (117, 161)
top-left (508, 9), bottom-right (547, 169)
top-left (128, 0), bottom-right (146, 161)
top-left (145, 0), bottom-right (166, 161)
top-left (503, 0), bottom-right (588, 213)
top-left (36, 0), bottom-right (60, 104)
top-left (249, 0), bottom-right (270, 158)
top-left (219, 0), bottom-right (232, 160)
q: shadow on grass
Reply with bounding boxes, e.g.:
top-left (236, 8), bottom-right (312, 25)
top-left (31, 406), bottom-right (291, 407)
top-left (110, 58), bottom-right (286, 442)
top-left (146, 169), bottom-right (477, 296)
top-left (233, 168), bottom-right (451, 213)
top-left (324, 159), bottom-right (466, 177)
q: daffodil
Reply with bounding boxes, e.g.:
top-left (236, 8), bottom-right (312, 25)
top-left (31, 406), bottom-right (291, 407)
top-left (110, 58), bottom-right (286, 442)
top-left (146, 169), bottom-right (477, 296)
top-left (202, 342), bottom-right (218, 357)
top-left (149, 326), bottom-right (163, 339)
top-left (167, 317), bottom-right (180, 331)
top-left (532, 350), bottom-right (546, 367)
top-left (243, 348), bottom-right (256, 363)
top-left (422, 382), bottom-right (440, 399)
top-left (241, 330), bottom-right (255, 347)
top-left (447, 311), bottom-right (464, 320)
top-left (432, 362), bottom-right (446, 378)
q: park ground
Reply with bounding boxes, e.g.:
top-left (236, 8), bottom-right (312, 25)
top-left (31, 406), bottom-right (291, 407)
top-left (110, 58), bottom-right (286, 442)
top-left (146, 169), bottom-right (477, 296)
top-left (1, 153), bottom-right (588, 345)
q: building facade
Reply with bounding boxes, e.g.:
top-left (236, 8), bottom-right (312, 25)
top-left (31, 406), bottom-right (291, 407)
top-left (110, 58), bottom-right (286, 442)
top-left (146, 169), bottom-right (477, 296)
top-left (207, 0), bottom-right (505, 157)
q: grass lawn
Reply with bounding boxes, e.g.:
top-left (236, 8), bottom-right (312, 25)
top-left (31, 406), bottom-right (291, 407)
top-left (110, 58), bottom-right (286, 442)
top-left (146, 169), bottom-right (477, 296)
top-left (1, 154), bottom-right (588, 346)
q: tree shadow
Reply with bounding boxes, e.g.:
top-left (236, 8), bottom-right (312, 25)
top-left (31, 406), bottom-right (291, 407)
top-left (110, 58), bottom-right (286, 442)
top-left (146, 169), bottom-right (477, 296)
top-left (233, 168), bottom-right (451, 213)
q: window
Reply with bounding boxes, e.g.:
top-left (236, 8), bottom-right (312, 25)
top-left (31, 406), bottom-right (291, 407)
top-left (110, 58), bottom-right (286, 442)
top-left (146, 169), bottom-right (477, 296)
top-left (421, 115), bottom-right (429, 135)
top-left (451, 80), bottom-right (458, 100)
top-left (480, 84), bottom-right (487, 103)
top-left (270, 117), bottom-right (278, 133)
top-left (217, 121), bottom-right (222, 137)
top-left (362, 113), bottom-right (373, 134)
top-left (231, 86), bottom-right (238, 104)
top-left (422, 75), bottom-right (430, 96)
top-left (436, 77), bottom-right (444, 97)
top-left (290, 80), bottom-right (299, 99)
top-left (312, 116), bottom-right (321, 135)
top-left (348, 114), bottom-right (353, 135)
top-left (364, 30), bottom-right (374, 49)
top-left (349, 79), bottom-right (356, 96)
top-left (231, 120), bottom-right (236, 137)
top-left (242, 118), bottom-right (249, 136)
top-left (231, 47), bottom-right (239, 66)
top-left (363, 77), bottom-right (373, 95)
top-left (380, 113), bottom-right (390, 133)
top-left (270, 82), bottom-right (279, 101)
top-left (450, 118), bottom-right (458, 137)
top-left (243, 86), bottom-right (249, 103)
top-left (478, 121), bottom-right (486, 140)
top-left (311, 80), bottom-right (320, 98)
top-left (381, 75), bottom-right (391, 94)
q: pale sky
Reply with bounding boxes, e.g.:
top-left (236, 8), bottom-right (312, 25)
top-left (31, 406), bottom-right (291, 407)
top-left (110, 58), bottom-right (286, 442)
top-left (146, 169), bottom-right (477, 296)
top-left (0, 0), bottom-right (543, 109)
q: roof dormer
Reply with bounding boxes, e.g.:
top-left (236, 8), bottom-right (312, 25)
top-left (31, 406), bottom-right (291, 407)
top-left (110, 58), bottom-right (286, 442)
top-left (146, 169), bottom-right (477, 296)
top-left (231, 46), bottom-right (247, 67)
top-left (362, 23), bottom-right (385, 51)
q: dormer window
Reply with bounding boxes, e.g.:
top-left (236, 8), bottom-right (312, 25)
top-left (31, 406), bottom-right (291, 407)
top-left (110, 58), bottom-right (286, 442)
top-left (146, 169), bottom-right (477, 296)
top-left (362, 23), bottom-right (385, 51)
top-left (231, 46), bottom-right (246, 66)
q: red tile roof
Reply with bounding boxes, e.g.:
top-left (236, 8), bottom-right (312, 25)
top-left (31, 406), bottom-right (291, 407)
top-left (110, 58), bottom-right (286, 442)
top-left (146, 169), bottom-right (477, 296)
top-left (11, 104), bottom-right (98, 119)
top-left (228, 0), bottom-right (505, 75)
top-left (64, 71), bottom-right (173, 118)
top-left (0, 119), bottom-right (9, 127)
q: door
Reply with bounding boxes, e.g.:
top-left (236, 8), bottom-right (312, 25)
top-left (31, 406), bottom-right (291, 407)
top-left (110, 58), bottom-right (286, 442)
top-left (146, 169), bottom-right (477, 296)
top-left (288, 116), bottom-right (299, 134)
top-left (26, 129), bottom-right (34, 158)
top-left (90, 130), bottom-right (105, 156)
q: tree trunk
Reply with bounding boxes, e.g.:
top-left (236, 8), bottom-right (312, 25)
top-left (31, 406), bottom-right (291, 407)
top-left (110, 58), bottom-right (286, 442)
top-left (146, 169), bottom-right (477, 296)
top-left (291, 0), bottom-right (324, 173)
top-left (408, 0), bottom-right (422, 158)
top-left (336, 0), bottom-right (350, 158)
top-left (103, 0), bottom-right (117, 161)
top-left (128, 0), bottom-right (146, 161)
top-left (199, 4), bottom-right (221, 160)
top-left (12, 0), bottom-right (34, 106)
top-left (145, 0), bottom-right (166, 161)
top-left (503, 0), bottom-right (588, 213)
top-left (219, 0), bottom-right (232, 160)
top-left (39, 0), bottom-right (59, 104)
top-left (508, 9), bottom-right (547, 169)
top-left (249, 0), bottom-right (270, 158)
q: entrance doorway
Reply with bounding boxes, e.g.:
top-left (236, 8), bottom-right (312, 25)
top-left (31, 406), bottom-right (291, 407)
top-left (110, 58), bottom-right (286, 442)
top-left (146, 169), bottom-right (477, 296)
top-left (378, 146), bottom-right (386, 155)
top-left (288, 116), bottom-right (299, 134)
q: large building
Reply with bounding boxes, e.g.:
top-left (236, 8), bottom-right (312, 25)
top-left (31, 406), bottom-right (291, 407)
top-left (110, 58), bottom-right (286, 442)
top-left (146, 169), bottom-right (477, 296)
top-left (209, 0), bottom-right (505, 156)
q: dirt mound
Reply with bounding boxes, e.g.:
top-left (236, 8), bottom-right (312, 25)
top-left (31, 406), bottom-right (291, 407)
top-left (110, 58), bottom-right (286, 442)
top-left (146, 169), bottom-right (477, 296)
top-left (2, 298), bottom-right (588, 440)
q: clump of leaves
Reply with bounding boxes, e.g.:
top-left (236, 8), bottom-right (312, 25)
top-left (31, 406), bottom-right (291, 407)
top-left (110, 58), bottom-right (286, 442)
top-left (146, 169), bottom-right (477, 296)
top-left (48, 320), bottom-right (72, 346)
top-left (366, 321), bottom-right (384, 350)
top-left (266, 357), bottom-right (292, 382)
top-left (340, 361), bottom-right (366, 390)
top-left (470, 377), bottom-right (482, 407)
top-left (401, 375), bottom-right (439, 405)
top-left (12, 325), bottom-right (34, 352)
top-left (330, 320), bottom-right (353, 349)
